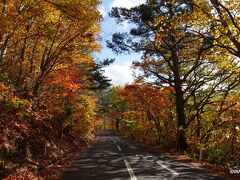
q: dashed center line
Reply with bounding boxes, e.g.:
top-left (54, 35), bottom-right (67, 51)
top-left (156, 160), bottom-right (180, 176)
top-left (124, 159), bottom-right (137, 180)
top-left (114, 142), bottom-right (137, 180)
top-left (117, 145), bottom-right (122, 151)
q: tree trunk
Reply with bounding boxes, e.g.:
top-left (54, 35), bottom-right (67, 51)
top-left (231, 109), bottom-right (236, 160)
top-left (33, 81), bottom-right (41, 96)
top-left (17, 24), bottom-right (30, 90)
top-left (172, 50), bottom-right (187, 151)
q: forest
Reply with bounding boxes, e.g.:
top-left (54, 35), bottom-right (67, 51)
top-left (0, 0), bottom-right (240, 179)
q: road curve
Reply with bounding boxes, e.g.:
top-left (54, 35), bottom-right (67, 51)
top-left (62, 130), bottom-right (227, 180)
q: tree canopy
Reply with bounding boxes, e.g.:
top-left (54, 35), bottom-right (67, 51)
top-left (105, 0), bottom-right (240, 164)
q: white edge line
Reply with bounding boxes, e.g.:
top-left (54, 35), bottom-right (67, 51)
top-left (111, 137), bottom-right (116, 143)
top-left (156, 160), bottom-right (179, 176)
top-left (111, 138), bottom-right (116, 143)
top-left (117, 145), bottom-right (122, 151)
top-left (124, 159), bottom-right (137, 180)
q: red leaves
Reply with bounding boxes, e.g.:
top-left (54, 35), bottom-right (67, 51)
top-left (44, 68), bottom-right (82, 98)
top-left (120, 84), bottom-right (174, 109)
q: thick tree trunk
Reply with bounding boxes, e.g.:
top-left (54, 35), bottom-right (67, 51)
top-left (172, 50), bottom-right (187, 151)
top-left (175, 88), bottom-right (187, 151)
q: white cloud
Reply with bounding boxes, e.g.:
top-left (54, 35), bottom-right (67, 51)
top-left (109, 0), bottom-right (146, 9)
top-left (103, 62), bottom-right (134, 86)
top-left (98, 5), bottom-right (107, 18)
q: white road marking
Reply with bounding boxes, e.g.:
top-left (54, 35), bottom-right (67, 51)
top-left (117, 145), bottom-right (122, 151)
top-left (156, 160), bottom-right (180, 176)
top-left (135, 154), bottom-right (152, 158)
top-left (110, 137), bottom-right (116, 143)
top-left (124, 159), bottom-right (137, 180)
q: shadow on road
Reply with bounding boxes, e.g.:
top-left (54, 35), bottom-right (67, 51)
top-left (62, 130), bottom-right (227, 180)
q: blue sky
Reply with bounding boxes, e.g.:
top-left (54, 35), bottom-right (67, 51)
top-left (96, 0), bottom-right (146, 86)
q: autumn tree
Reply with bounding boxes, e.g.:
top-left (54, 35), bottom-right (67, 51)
top-left (98, 86), bottom-right (128, 130)
top-left (118, 84), bottom-right (175, 145)
top-left (0, 0), bottom-right (101, 95)
top-left (107, 0), bottom-right (240, 151)
top-left (193, 0), bottom-right (240, 58)
top-left (107, 0), bottom-right (204, 151)
top-left (0, 0), bottom-right (112, 178)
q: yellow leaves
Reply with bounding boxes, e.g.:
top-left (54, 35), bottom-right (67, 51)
top-left (0, 1), bottom-right (102, 170)
top-left (0, 14), bottom-right (8, 36)
top-left (44, 9), bottom-right (61, 25)
top-left (154, 16), bottom-right (165, 25)
top-left (56, 0), bottom-right (101, 22)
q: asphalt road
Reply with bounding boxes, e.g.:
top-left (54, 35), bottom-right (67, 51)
top-left (62, 130), bottom-right (227, 180)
